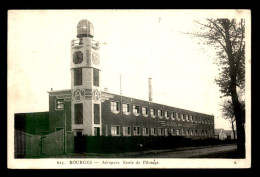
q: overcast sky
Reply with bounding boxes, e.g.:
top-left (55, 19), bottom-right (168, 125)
top-left (8, 10), bottom-right (250, 130)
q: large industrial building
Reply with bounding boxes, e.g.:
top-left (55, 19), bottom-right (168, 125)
top-left (15, 19), bottom-right (215, 139)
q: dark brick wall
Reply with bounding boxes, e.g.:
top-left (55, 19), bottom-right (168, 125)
top-left (101, 93), bottom-right (214, 137)
top-left (49, 95), bottom-right (71, 133)
top-left (15, 112), bottom-right (49, 135)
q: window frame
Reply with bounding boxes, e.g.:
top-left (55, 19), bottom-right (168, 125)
top-left (93, 68), bottom-right (99, 87)
top-left (142, 127), bottom-right (149, 136)
top-left (123, 126), bottom-right (131, 136)
top-left (158, 109), bottom-right (163, 119)
top-left (142, 106), bottom-right (148, 117)
top-left (74, 68), bottom-right (82, 86)
top-left (55, 98), bottom-right (64, 111)
top-left (111, 101), bottom-right (120, 114)
top-left (150, 108), bottom-right (156, 118)
top-left (133, 126), bottom-right (141, 136)
top-left (133, 105), bottom-right (140, 116)
top-left (158, 127), bottom-right (164, 136)
top-left (122, 103), bottom-right (131, 115)
top-left (186, 114), bottom-right (189, 122)
top-left (111, 125), bottom-right (120, 136)
top-left (165, 110), bottom-right (169, 120)
top-left (151, 127), bottom-right (157, 136)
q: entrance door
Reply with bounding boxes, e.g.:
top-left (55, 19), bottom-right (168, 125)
top-left (74, 131), bottom-right (86, 153)
top-left (94, 127), bottom-right (100, 136)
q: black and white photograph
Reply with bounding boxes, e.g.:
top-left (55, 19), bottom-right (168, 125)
top-left (8, 9), bottom-right (251, 169)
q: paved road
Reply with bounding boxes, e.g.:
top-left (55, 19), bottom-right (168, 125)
top-left (127, 144), bottom-right (237, 158)
top-left (57, 144), bottom-right (238, 158)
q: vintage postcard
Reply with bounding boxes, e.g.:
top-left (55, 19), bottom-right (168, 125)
top-left (7, 9), bottom-right (251, 169)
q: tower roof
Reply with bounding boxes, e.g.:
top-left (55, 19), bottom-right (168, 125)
top-left (77, 19), bottom-right (94, 38)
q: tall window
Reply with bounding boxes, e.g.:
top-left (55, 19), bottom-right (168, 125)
top-left (111, 101), bottom-right (120, 113)
top-left (171, 112), bottom-right (175, 120)
top-left (94, 104), bottom-right (100, 124)
top-left (133, 105), bottom-right (140, 115)
top-left (176, 113), bottom-right (179, 120)
top-left (123, 126), bottom-right (131, 136)
top-left (186, 114), bottom-right (189, 122)
top-left (133, 126), bottom-right (140, 135)
top-left (150, 108), bottom-right (156, 118)
top-left (151, 128), bottom-right (157, 136)
top-left (170, 129), bottom-right (175, 135)
top-left (158, 128), bottom-right (164, 136)
top-left (142, 107), bottom-right (148, 116)
top-left (181, 114), bottom-right (185, 121)
top-left (56, 99), bottom-right (64, 110)
top-left (111, 125), bottom-right (120, 136)
top-left (165, 111), bottom-right (169, 119)
top-left (93, 68), bottom-right (99, 87)
top-left (190, 115), bottom-right (193, 122)
top-left (176, 129), bottom-right (180, 135)
top-left (158, 109), bottom-right (163, 118)
top-left (164, 128), bottom-right (168, 136)
top-left (74, 68), bottom-right (82, 86)
top-left (74, 103), bottom-right (83, 124)
top-left (143, 127), bottom-right (149, 136)
top-left (122, 103), bottom-right (130, 114)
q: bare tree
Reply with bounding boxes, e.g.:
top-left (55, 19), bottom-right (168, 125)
top-left (189, 19), bottom-right (245, 156)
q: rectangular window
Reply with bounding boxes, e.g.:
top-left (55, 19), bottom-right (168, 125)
top-left (170, 129), bottom-right (175, 135)
top-left (158, 110), bottom-right (163, 118)
top-left (122, 103), bottom-right (130, 114)
top-left (111, 101), bottom-right (120, 113)
top-left (151, 128), bottom-right (157, 136)
top-left (176, 129), bottom-right (180, 135)
top-left (186, 114), bottom-right (189, 121)
top-left (123, 126), bottom-right (131, 136)
top-left (190, 115), bottom-right (193, 122)
top-left (158, 128), bottom-right (163, 136)
top-left (142, 127), bottom-right (149, 136)
top-left (74, 68), bottom-right (82, 86)
top-left (55, 99), bottom-right (64, 110)
top-left (133, 126), bottom-right (140, 135)
top-left (190, 130), bottom-right (193, 136)
top-left (74, 103), bottom-right (83, 124)
top-left (176, 113), bottom-right (179, 120)
top-left (150, 108), bottom-right (156, 117)
top-left (187, 129), bottom-right (190, 135)
top-left (133, 105), bottom-right (140, 115)
top-left (94, 104), bottom-right (100, 124)
top-left (181, 114), bottom-right (185, 121)
top-left (111, 125), bottom-right (120, 136)
top-left (164, 128), bottom-right (168, 136)
top-left (93, 68), bottom-right (99, 87)
top-left (165, 111), bottom-right (169, 119)
top-left (142, 107), bottom-right (148, 116)
top-left (171, 112), bottom-right (175, 120)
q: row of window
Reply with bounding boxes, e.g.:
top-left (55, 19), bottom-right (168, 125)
top-left (109, 125), bottom-right (213, 136)
top-left (111, 101), bottom-right (213, 124)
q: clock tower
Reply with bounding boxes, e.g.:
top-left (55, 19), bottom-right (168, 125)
top-left (70, 19), bottom-right (101, 136)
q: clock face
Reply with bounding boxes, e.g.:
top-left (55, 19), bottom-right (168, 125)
top-left (73, 88), bottom-right (83, 101)
top-left (93, 89), bottom-right (100, 102)
top-left (73, 51), bottom-right (83, 64)
top-left (92, 52), bottom-right (100, 65)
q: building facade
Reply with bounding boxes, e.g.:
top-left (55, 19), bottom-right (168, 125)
top-left (46, 19), bottom-right (215, 138)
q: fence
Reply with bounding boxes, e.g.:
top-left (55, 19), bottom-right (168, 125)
top-left (14, 130), bottom-right (41, 158)
top-left (15, 129), bottom-right (74, 158)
